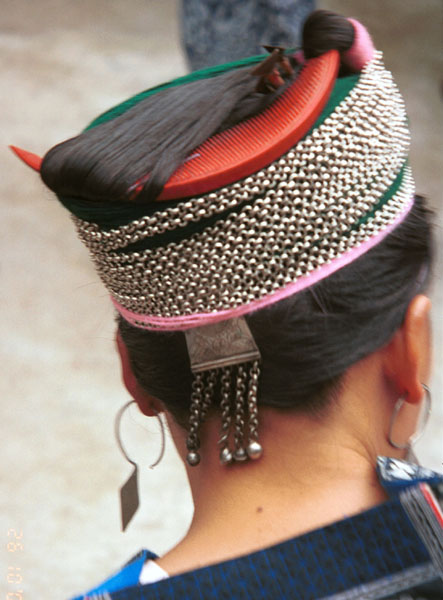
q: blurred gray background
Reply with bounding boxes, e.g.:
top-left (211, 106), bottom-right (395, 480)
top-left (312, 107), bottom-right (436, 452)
top-left (1, 1), bottom-right (441, 598)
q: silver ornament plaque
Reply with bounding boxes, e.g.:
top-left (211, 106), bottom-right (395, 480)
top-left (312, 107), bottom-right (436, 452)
top-left (185, 317), bottom-right (260, 372)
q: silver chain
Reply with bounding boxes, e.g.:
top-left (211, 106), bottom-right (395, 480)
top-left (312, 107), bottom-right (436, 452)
top-left (232, 365), bottom-right (248, 461)
top-left (247, 361), bottom-right (261, 444)
top-left (186, 372), bottom-right (204, 466)
top-left (218, 367), bottom-right (234, 464)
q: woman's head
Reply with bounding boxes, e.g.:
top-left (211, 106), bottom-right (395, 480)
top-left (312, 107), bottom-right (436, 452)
top-left (17, 10), bottom-right (432, 461)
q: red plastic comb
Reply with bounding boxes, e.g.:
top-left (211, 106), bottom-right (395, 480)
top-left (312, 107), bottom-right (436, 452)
top-left (9, 145), bottom-right (42, 171)
top-left (10, 51), bottom-right (339, 202)
top-left (155, 50), bottom-right (339, 201)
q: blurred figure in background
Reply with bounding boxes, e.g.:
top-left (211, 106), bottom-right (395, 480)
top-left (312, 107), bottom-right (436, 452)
top-left (181, 0), bottom-right (315, 69)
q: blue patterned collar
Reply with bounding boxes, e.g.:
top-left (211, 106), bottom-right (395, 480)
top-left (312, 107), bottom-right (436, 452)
top-left (376, 456), bottom-right (442, 496)
top-left (72, 549), bottom-right (157, 599)
top-left (73, 457), bottom-right (442, 600)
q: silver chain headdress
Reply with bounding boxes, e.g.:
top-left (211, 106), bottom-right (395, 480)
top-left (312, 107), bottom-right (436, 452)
top-left (73, 53), bottom-right (413, 330)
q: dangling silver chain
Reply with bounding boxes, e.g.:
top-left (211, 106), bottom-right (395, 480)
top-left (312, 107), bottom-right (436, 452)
top-left (218, 367), bottom-right (234, 465)
top-left (200, 369), bottom-right (216, 423)
top-left (233, 365), bottom-right (248, 461)
top-left (186, 372), bottom-right (204, 466)
top-left (246, 361), bottom-right (263, 460)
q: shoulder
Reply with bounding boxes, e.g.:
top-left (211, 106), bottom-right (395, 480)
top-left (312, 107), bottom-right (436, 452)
top-left (73, 460), bottom-right (443, 599)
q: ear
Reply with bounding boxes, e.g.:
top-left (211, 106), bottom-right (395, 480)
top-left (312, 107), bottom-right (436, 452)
top-left (115, 329), bottom-right (162, 417)
top-left (383, 294), bottom-right (432, 404)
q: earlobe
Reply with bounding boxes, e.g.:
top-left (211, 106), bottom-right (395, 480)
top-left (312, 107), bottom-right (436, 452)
top-left (383, 294), bottom-right (432, 404)
top-left (115, 330), bottom-right (162, 417)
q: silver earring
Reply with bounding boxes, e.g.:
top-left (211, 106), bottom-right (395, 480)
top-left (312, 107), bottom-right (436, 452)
top-left (114, 400), bottom-right (165, 530)
top-left (388, 384), bottom-right (432, 450)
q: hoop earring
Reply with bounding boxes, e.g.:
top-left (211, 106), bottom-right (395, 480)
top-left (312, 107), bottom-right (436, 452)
top-left (114, 400), bottom-right (166, 531)
top-left (115, 400), bottom-right (165, 469)
top-left (388, 384), bottom-right (432, 450)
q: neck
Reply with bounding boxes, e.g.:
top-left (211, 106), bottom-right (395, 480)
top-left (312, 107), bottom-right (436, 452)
top-left (160, 363), bottom-right (395, 575)
top-left (188, 409), bottom-right (387, 530)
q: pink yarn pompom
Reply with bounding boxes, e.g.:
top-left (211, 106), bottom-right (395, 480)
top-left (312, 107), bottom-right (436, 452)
top-left (293, 50), bottom-right (306, 66)
top-left (342, 18), bottom-right (375, 71)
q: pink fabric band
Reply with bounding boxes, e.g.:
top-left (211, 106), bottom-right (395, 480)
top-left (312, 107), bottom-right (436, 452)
top-left (343, 19), bottom-right (375, 72)
top-left (112, 196), bottom-right (414, 331)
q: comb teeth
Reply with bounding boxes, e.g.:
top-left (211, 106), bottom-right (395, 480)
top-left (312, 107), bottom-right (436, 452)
top-left (154, 50), bottom-right (339, 201)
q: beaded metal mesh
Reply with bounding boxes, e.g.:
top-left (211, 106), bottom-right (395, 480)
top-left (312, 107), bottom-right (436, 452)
top-left (73, 52), bottom-right (414, 329)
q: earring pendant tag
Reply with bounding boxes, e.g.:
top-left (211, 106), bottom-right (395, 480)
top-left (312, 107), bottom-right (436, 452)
top-left (119, 465), bottom-right (139, 531)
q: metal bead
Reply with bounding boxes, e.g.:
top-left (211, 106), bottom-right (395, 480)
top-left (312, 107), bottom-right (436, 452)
top-left (219, 447), bottom-right (233, 465)
top-left (247, 441), bottom-right (263, 460)
top-left (186, 451), bottom-right (201, 467)
top-left (233, 448), bottom-right (248, 462)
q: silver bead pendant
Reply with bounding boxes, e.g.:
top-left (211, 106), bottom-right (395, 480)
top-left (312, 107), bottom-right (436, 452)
top-left (186, 451), bottom-right (201, 466)
top-left (247, 441), bottom-right (263, 460)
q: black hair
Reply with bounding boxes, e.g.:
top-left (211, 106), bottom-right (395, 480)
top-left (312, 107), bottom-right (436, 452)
top-left (39, 10), bottom-right (433, 428)
top-left (302, 10), bottom-right (355, 59)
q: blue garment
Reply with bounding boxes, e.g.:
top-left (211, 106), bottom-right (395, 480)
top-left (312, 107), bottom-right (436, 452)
top-left (181, 0), bottom-right (315, 70)
top-left (73, 457), bottom-right (443, 599)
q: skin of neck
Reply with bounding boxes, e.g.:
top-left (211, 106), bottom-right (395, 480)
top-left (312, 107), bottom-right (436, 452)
top-left (164, 355), bottom-right (396, 554)
top-left (117, 294), bottom-right (432, 574)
